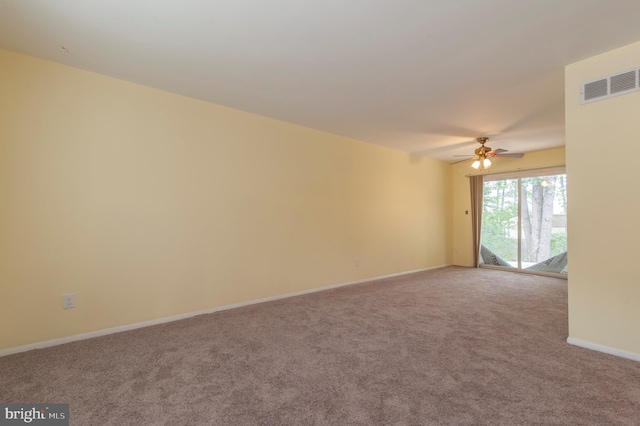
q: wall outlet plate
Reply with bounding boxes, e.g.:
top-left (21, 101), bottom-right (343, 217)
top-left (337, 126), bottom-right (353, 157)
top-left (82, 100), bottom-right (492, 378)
top-left (63, 293), bottom-right (75, 309)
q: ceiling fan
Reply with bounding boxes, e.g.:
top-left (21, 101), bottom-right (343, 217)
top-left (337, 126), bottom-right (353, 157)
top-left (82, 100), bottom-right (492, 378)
top-left (452, 137), bottom-right (524, 170)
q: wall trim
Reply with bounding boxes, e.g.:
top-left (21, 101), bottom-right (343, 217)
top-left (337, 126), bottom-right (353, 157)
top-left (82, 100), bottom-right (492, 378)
top-left (0, 265), bottom-right (450, 357)
top-left (567, 337), bottom-right (640, 363)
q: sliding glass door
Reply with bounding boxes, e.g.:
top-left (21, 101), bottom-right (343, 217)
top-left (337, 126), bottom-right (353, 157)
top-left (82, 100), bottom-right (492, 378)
top-left (480, 168), bottom-right (567, 277)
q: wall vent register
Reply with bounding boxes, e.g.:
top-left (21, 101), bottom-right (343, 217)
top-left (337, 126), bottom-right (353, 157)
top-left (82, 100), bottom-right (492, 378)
top-left (581, 67), bottom-right (640, 104)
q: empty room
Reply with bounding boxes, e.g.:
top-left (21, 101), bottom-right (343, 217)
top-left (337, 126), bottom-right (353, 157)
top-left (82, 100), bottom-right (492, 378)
top-left (1, 1), bottom-right (639, 425)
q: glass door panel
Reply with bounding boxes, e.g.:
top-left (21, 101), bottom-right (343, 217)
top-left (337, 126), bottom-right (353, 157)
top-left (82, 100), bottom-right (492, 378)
top-left (520, 175), bottom-right (568, 274)
top-left (480, 179), bottom-right (518, 268)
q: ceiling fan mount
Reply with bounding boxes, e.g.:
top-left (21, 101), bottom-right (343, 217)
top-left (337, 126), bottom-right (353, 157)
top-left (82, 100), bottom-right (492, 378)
top-left (474, 137), bottom-right (492, 156)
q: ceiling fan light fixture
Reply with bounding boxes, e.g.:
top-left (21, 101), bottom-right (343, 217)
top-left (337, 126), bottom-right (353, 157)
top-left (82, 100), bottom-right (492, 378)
top-left (470, 150), bottom-right (492, 170)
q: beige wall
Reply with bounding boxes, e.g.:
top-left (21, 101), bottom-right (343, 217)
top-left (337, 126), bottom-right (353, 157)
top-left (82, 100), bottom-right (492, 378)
top-left (451, 147), bottom-right (566, 267)
top-left (566, 41), bottom-right (640, 355)
top-left (0, 49), bottom-right (452, 350)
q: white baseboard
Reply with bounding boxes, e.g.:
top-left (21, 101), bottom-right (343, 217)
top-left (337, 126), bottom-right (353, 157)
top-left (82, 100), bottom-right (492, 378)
top-left (567, 337), bottom-right (640, 363)
top-left (0, 264), bottom-right (450, 358)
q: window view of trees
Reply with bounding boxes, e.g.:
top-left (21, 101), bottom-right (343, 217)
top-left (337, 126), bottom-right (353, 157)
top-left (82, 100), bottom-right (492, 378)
top-left (481, 173), bottom-right (567, 274)
top-left (482, 179), bottom-right (518, 264)
top-left (521, 176), bottom-right (567, 263)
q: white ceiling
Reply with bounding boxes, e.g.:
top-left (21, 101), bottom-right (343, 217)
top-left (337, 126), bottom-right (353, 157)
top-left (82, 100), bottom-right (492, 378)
top-left (2, 1), bottom-right (640, 161)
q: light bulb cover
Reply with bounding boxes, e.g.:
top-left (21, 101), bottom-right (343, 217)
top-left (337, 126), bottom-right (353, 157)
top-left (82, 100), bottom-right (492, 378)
top-left (471, 160), bottom-right (480, 169)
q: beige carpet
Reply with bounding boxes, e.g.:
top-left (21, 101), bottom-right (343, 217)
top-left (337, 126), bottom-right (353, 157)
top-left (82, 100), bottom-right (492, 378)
top-left (1, 266), bottom-right (639, 425)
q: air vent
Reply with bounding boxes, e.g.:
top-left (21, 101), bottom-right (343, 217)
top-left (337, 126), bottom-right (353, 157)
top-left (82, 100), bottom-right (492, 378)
top-left (581, 68), bottom-right (640, 104)
top-left (610, 70), bottom-right (636, 94)
top-left (583, 79), bottom-right (607, 101)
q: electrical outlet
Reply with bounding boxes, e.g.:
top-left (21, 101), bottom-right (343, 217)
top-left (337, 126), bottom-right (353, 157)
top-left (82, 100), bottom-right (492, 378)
top-left (355, 258), bottom-right (360, 267)
top-left (63, 293), bottom-right (75, 309)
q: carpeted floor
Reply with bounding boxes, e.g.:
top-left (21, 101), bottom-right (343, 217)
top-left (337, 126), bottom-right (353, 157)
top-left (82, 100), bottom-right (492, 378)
top-left (1, 266), bottom-right (639, 425)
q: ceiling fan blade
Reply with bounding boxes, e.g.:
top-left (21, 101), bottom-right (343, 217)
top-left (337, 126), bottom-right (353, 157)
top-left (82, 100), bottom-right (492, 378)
top-left (494, 153), bottom-right (524, 158)
top-left (488, 148), bottom-right (508, 156)
top-left (449, 157), bottom-right (476, 165)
